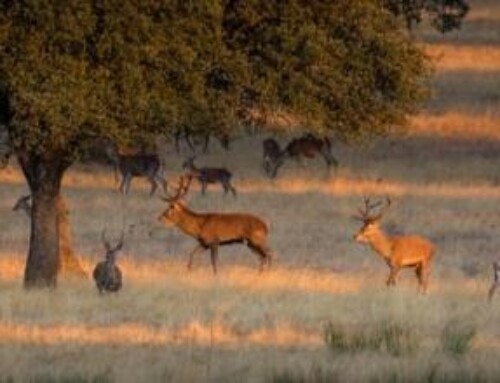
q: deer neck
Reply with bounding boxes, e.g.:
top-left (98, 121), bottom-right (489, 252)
top-left (174, 205), bottom-right (205, 239)
top-left (367, 228), bottom-right (393, 261)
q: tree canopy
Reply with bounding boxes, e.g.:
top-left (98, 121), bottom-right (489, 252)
top-left (384, 0), bottom-right (469, 33)
top-left (0, 0), bottom-right (430, 287)
top-left (0, 0), bottom-right (430, 151)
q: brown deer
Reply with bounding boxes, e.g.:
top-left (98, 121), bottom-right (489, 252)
top-left (158, 175), bottom-right (273, 274)
top-left (182, 156), bottom-right (237, 196)
top-left (262, 137), bottom-right (282, 176)
top-left (488, 261), bottom-right (500, 301)
top-left (93, 230), bottom-right (124, 294)
top-left (266, 134), bottom-right (338, 178)
top-left (354, 197), bottom-right (435, 293)
top-left (174, 126), bottom-right (231, 153)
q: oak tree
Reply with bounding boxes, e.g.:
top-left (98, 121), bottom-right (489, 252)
top-left (0, 0), bottom-right (429, 287)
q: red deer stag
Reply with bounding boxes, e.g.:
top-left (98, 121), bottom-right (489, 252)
top-left (93, 230), bottom-right (124, 294)
top-left (354, 197), bottom-right (435, 293)
top-left (158, 175), bottom-right (273, 274)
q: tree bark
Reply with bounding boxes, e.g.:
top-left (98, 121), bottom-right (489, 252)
top-left (18, 153), bottom-right (68, 288)
top-left (25, 181), bottom-right (61, 288)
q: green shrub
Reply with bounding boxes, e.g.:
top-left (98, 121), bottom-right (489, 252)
top-left (323, 321), bottom-right (418, 356)
top-left (381, 322), bottom-right (419, 356)
top-left (323, 322), bottom-right (383, 353)
top-left (441, 320), bottom-right (476, 357)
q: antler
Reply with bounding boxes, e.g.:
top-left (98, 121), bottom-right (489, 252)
top-left (161, 174), bottom-right (193, 203)
top-left (101, 229), bottom-right (111, 251)
top-left (102, 229), bottom-right (125, 253)
top-left (115, 230), bottom-right (125, 251)
top-left (355, 197), bottom-right (391, 222)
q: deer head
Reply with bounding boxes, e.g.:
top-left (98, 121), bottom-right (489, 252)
top-left (182, 156), bottom-right (197, 171)
top-left (13, 195), bottom-right (32, 216)
top-left (101, 229), bottom-right (124, 263)
top-left (158, 175), bottom-right (193, 227)
top-left (354, 197), bottom-right (391, 243)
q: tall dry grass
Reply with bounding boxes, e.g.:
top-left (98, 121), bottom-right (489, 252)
top-left (0, 1), bottom-right (500, 381)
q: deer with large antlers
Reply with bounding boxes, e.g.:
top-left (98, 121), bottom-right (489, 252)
top-left (158, 175), bottom-right (273, 274)
top-left (93, 230), bottom-right (124, 293)
top-left (354, 198), bottom-right (435, 293)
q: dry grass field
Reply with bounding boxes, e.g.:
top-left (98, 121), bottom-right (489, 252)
top-left (1, 1), bottom-right (500, 382)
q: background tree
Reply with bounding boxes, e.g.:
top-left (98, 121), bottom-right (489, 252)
top-left (0, 0), bottom-right (429, 288)
top-left (384, 0), bottom-right (469, 33)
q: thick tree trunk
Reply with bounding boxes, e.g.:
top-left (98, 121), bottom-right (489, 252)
top-left (19, 154), bottom-right (68, 288)
top-left (25, 182), bottom-right (61, 288)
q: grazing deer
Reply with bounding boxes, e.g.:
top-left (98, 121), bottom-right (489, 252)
top-left (182, 156), bottom-right (237, 196)
top-left (354, 198), bottom-right (435, 293)
top-left (105, 144), bottom-right (166, 196)
top-left (488, 261), bottom-right (500, 301)
top-left (266, 134), bottom-right (338, 178)
top-left (158, 175), bottom-right (273, 274)
top-left (13, 195), bottom-right (32, 216)
top-left (174, 126), bottom-right (231, 153)
top-left (262, 138), bottom-right (282, 176)
top-left (93, 230), bottom-right (124, 293)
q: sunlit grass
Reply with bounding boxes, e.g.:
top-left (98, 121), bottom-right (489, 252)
top-left (1, 2), bottom-right (500, 380)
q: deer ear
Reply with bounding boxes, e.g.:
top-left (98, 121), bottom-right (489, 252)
top-left (173, 201), bottom-right (185, 209)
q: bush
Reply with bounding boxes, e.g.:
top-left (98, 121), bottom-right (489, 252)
top-left (441, 320), bottom-right (476, 357)
top-left (323, 321), bottom-right (418, 356)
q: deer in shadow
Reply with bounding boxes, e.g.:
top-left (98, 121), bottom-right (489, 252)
top-left (105, 143), bottom-right (166, 196)
top-left (354, 197), bottom-right (435, 293)
top-left (93, 230), bottom-right (124, 294)
top-left (158, 175), bottom-right (273, 274)
top-left (174, 126), bottom-right (231, 153)
top-left (182, 156), bottom-right (237, 197)
top-left (265, 134), bottom-right (338, 178)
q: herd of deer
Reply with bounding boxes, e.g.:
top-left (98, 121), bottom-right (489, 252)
top-left (6, 133), bottom-right (499, 300)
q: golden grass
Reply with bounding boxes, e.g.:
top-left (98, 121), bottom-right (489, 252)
top-left (424, 44), bottom-right (500, 72)
top-left (5, 167), bottom-right (500, 200)
top-left (410, 112), bottom-right (500, 140)
top-left (1, 7), bottom-right (500, 381)
top-left (0, 321), bottom-right (322, 348)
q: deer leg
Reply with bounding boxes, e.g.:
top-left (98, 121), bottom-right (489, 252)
top-left (148, 176), bottom-right (158, 196)
top-left (201, 181), bottom-right (207, 196)
top-left (263, 159), bottom-right (270, 175)
top-left (415, 265), bottom-right (424, 293)
top-left (210, 243), bottom-right (219, 275)
top-left (154, 173), bottom-right (168, 193)
top-left (386, 266), bottom-right (399, 287)
top-left (119, 174), bottom-right (129, 194)
top-left (187, 244), bottom-right (205, 271)
top-left (321, 149), bottom-right (339, 169)
top-left (421, 263), bottom-right (431, 294)
top-left (229, 183), bottom-right (237, 197)
top-left (202, 134), bottom-right (210, 154)
top-left (488, 283), bottom-right (499, 301)
top-left (248, 242), bottom-right (272, 272)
